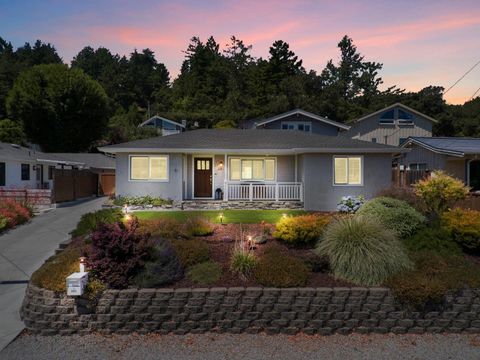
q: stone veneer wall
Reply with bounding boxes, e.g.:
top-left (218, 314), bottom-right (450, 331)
top-left (21, 284), bottom-right (480, 336)
top-left (118, 200), bottom-right (304, 211)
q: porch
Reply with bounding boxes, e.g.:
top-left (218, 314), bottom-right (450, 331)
top-left (223, 181), bottom-right (303, 201)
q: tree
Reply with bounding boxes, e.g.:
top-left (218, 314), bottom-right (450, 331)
top-left (7, 64), bottom-right (108, 151)
top-left (0, 119), bottom-right (26, 144)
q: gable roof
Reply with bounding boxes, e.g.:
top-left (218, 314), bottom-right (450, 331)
top-left (0, 142), bottom-right (82, 165)
top-left (352, 103), bottom-right (438, 124)
top-left (253, 109), bottom-right (351, 130)
top-left (403, 137), bottom-right (480, 157)
top-left (138, 115), bottom-right (185, 128)
top-left (98, 129), bottom-right (405, 155)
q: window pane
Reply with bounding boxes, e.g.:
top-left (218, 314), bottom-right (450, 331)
top-left (21, 164), bottom-right (30, 181)
top-left (252, 160), bottom-right (264, 180)
top-left (282, 124), bottom-right (288, 130)
top-left (298, 124), bottom-right (304, 131)
top-left (304, 125), bottom-right (310, 132)
top-left (0, 162), bottom-right (5, 186)
top-left (230, 159), bottom-right (241, 180)
top-left (348, 157), bottom-right (361, 184)
top-left (398, 109), bottom-right (413, 119)
top-left (150, 157), bottom-right (168, 180)
top-left (334, 158), bottom-right (348, 184)
top-left (380, 109), bottom-right (395, 119)
top-left (242, 160), bottom-right (253, 179)
top-left (131, 157), bottom-right (149, 179)
top-left (371, 138), bottom-right (377, 143)
top-left (265, 159), bottom-right (275, 180)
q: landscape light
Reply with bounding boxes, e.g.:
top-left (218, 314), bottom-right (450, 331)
top-left (282, 213), bottom-right (287, 218)
top-left (124, 214), bottom-right (132, 222)
top-left (219, 212), bottom-right (224, 224)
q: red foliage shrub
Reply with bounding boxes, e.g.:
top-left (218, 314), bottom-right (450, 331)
top-left (0, 199), bottom-right (32, 228)
top-left (85, 219), bottom-right (153, 289)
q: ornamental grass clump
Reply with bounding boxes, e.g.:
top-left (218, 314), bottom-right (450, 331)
top-left (71, 208), bottom-right (123, 237)
top-left (316, 216), bottom-right (412, 286)
top-left (185, 216), bottom-right (214, 237)
top-left (356, 197), bottom-right (426, 238)
top-left (230, 236), bottom-right (257, 280)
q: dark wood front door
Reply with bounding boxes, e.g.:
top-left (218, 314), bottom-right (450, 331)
top-left (194, 158), bottom-right (213, 198)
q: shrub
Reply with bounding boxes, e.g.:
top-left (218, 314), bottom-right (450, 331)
top-left (31, 247), bottom-right (81, 292)
top-left (140, 218), bottom-right (186, 239)
top-left (83, 277), bottom-right (106, 304)
top-left (171, 239), bottom-right (210, 268)
top-left (0, 216), bottom-right (8, 232)
top-left (376, 187), bottom-right (426, 213)
top-left (230, 250), bottom-right (257, 280)
top-left (414, 171), bottom-right (469, 218)
top-left (254, 248), bottom-right (310, 287)
top-left (404, 227), bottom-right (462, 257)
top-left (386, 252), bottom-right (480, 309)
top-left (442, 208), bottom-right (480, 252)
top-left (71, 208), bottom-right (123, 237)
top-left (301, 252), bottom-right (330, 273)
top-left (113, 196), bottom-right (173, 207)
top-left (317, 216), bottom-right (412, 286)
top-left (273, 214), bottom-right (332, 247)
top-left (133, 239), bottom-right (184, 287)
top-left (357, 197), bottom-right (426, 238)
top-left (85, 219), bottom-right (153, 289)
top-left (187, 261), bottom-right (222, 285)
top-left (337, 195), bottom-right (365, 213)
top-left (185, 216), bottom-right (214, 237)
top-left (0, 199), bottom-right (32, 228)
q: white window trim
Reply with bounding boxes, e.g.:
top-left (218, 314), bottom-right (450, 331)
top-left (281, 121), bottom-right (312, 132)
top-left (332, 155), bottom-right (364, 187)
top-left (128, 155), bottom-right (169, 182)
top-left (192, 155), bottom-right (215, 199)
top-left (228, 157), bottom-right (277, 182)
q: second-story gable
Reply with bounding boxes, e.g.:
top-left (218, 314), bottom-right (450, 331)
top-left (345, 103), bottom-right (435, 146)
top-left (139, 115), bottom-right (186, 136)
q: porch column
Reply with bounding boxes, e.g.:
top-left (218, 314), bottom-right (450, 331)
top-left (295, 154), bottom-right (298, 183)
top-left (224, 154), bottom-right (228, 201)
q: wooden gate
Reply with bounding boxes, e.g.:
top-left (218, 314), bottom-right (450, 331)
top-left (99, 174), bottom-right (115, 196)
top-left (53, 169), bottom-right (98, 203)
top-left (392, 168), bottom-right (431, 187)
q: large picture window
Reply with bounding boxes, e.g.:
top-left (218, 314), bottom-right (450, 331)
top-left (130, 155), bottom-right (168, 181)
top-left (333, 156), bottom-right (362, 185)
top-left (229, 158), bottom-right (275, 181)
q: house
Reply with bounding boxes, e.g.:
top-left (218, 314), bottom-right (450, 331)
top-left (138, 115), bottom-right (186, 136)
top-left (98, 129), bottom-right (405, 211)
top-left (346, 103), bottom-right (437, 146)
top-left (240, 109), bottom-right (350, 136)
top-left (400, 137), bottom-right (480, 191)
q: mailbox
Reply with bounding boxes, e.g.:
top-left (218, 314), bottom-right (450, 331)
top-left (66, 272), bottom-right (89, 296)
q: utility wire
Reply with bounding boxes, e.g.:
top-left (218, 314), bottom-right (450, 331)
top-left (444, 58), bottom-right (480, 95)
top-left (470, 86), bottom-right (480, 101)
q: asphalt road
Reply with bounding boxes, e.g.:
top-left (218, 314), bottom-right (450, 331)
top-left (2, 333), bottom-right (480, 360)
top-left (0, 198), bottom-right (105, 350)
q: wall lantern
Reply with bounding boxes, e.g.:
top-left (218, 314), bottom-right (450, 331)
top-left (217, 161), bottom-right (224, 170)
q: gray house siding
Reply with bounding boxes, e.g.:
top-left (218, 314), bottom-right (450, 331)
top-left (259, 114), bottom-right (341, 136)
top-left (347, 107), bottom-right (432, 146)
top-left (401, 144), bottom-right (447, 170)
top-left (302, 153), bottom-right (392, 211)
top-left (115, 153), bottom-right (183, 200)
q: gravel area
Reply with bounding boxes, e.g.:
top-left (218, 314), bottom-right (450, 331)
top-left (2, 333), bottom-right (480, 360)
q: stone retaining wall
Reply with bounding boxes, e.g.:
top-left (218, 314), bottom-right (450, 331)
top-left (21, 284), bottom-right (480, 336)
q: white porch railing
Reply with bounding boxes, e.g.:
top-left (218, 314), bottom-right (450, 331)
top-left (224, 182), bottom-right (303, 201)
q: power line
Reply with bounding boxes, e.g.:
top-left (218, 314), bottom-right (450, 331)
top-left (444, 58), bottom-right (480, 95)
top-left (470, 86), bottom-right (480, 101)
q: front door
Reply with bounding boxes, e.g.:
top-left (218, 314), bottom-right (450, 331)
top-left (194, 158), bottom-right (213, 198)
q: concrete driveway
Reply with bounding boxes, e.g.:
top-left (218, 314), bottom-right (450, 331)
top-left (0, 197), bottom-right (105, 350)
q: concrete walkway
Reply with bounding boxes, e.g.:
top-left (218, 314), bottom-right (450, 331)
top-left (0, 198), bottom-right (105, 350)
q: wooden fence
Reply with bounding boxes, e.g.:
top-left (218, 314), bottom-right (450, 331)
top-left (392, 168), bottom-right (431, 188)
top-left (53, 169), bottom-right (98, 203)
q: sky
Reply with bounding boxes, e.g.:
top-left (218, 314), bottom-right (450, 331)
top-left (1, 0), bottom-right (480, 104)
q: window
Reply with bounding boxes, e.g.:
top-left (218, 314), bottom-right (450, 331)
top-left (409, 163), bottom-right (427, 171)
top-left (0, 162), bottom-right (5, 186)
top-left (371, 138), bottom-right (377, 143)
top-left (21, 164), bottom-right (30, 181)
top-left (130, 155), bottom-right (168, 181)
top-left (48, 166), bottom-right (55, 180)
top-left (333, 156), bottom-right (362, 185)
top-left (280, 121), bottom-right (312, 132)
top-left (229, 158), bottom-right (276, 181)
top-left (398, 109), bottom-right (414, 122)
top-left (379, 109), bottom-right (395, 125)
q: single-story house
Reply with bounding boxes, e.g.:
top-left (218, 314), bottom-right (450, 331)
top-left (99, 129), bottom-right (405, 211)
top-left (401, 137), bottom-right (480, 191)
top-left (240, 109), bottom-right (350, 136)
top-left (346, 103), bottom-right (436, 146)
top-left (138, 115), bottom-right (186, 136)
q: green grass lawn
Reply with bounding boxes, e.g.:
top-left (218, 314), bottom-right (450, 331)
top-left (134, 209), bottom-right (307, 224)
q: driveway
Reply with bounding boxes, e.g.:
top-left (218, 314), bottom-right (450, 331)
top-left (0, 197), bottom-right (105, 350)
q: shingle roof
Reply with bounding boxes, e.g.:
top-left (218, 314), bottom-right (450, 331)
top-left (49, 153), bottom-right (115, 169)
top-left (99, 129), bottom-right (404, 154)
top-left (352, 103), bottom-right (438, 124)
top-left (404, 137), bottom-right (480, 156)
top-left (250, 109), bottom-right (350, 130)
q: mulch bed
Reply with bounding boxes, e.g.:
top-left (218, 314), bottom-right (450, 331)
top-left (161, 223), bottom-right (353, 288)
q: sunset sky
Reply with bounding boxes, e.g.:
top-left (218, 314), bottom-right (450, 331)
top-left (2, 0), bottom-right (479, 104)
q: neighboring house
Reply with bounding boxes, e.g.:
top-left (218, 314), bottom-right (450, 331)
top-left (98, 129), bottom-right (405, 211)
top-left (401, 137), bottom-right (480, 191)
top-left (138, 115), bottom-right (186, 136)
top-left (346, 103), bottom-right (436, 146)
top-left (241, 109), bottom-right (350, 136)
top-left (49, 153), bottom-right (116, 196)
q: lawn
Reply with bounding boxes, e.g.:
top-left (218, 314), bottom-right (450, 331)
top-left (133, 209), bottom-right (307, 223)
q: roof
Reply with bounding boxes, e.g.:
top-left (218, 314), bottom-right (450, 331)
top-left (138, 115), bottom-right (185, 128)
top-left (98, 129), bottom-right (405, 155)
top-left (49, 153), bottom-right (115, 169)
top-left (403, 137), bottom-right (480, 157)
top-left (352, 103), bottom-right (438, 124)
top-left (0, 142), bottom-right (82, 165)
top-left (253, 109), bottom-right (350, 130)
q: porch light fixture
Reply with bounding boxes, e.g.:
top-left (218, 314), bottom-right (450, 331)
top-left (217, 161), bottom-right (224, 170)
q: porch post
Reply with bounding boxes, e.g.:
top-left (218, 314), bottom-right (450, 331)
top-left (224, 154), bottom-right (228, 201)
top-left (295, 154), bottom-right (298, 183)
top-left (249, 183), bottom-right (253, 201)
top-left (300, 182), bottom-right (303, 202)
top-left (275, 183), bottom-right (279, 201)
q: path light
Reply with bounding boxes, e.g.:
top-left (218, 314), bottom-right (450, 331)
top-left (79, 257), bottom-right (86, 273)
top-left (219, 212), bottom-right (224, 224)
top-left (124, 213), bottom-right (132, 222)
top-left (123, 204), bottom-right (128, 214)
top-left (247, 235), bottom-right (255, 250)
top-left (282, 213), bottom-right (288, 219)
